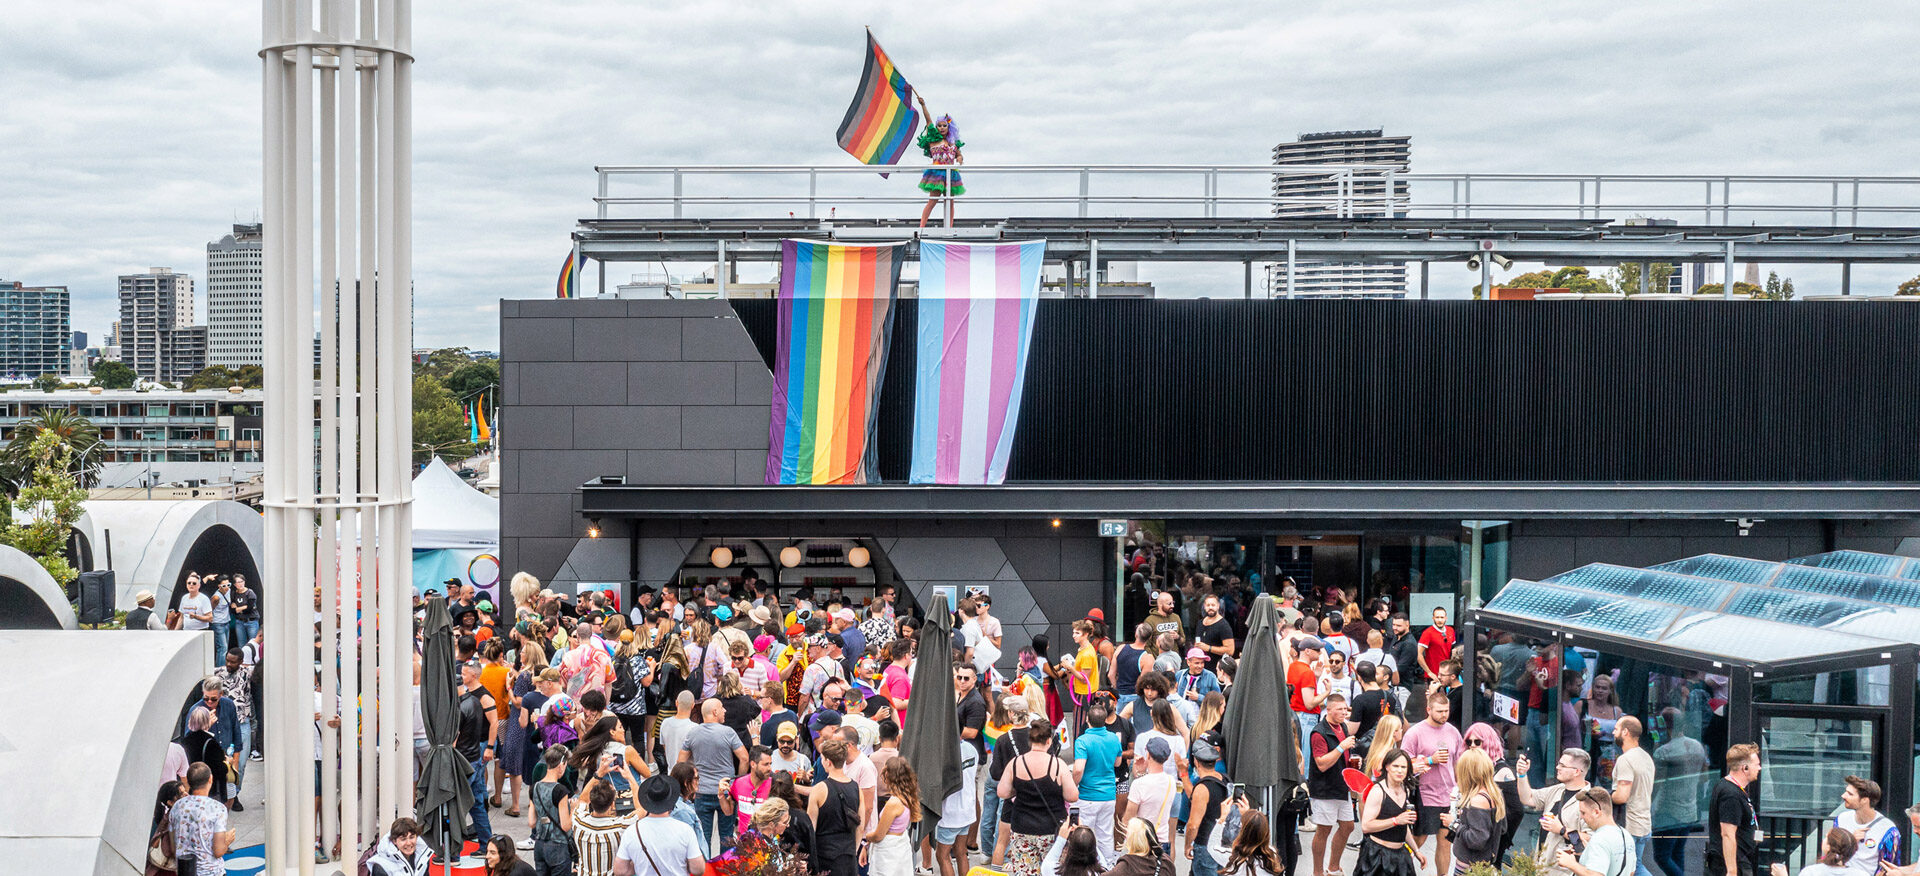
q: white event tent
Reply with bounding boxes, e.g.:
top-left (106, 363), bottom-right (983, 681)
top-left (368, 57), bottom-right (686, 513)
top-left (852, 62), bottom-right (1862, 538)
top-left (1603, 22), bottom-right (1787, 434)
top-left (410, 457), bottom-right (501, 596)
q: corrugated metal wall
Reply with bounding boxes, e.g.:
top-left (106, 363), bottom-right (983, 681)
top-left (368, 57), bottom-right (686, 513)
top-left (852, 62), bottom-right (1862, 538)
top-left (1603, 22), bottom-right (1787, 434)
top-left (730, 299), bottom-right (1920, 483)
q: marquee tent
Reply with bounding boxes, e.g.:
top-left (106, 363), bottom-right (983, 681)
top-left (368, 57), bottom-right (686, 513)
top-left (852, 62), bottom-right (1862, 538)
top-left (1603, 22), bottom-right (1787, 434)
top-left (412, 458), bottom-right (501, 597)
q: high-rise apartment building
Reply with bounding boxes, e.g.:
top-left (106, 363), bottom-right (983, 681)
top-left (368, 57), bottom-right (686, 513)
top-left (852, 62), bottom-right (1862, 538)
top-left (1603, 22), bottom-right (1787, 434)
top-left (1270, 130), bottom-right (1412, 297)
top-left (0, 281), bottom-right (72, 379)
top-left (207, 223), bottom-right (263, 366)
top-left (117, 268), bottom-right (200, 382)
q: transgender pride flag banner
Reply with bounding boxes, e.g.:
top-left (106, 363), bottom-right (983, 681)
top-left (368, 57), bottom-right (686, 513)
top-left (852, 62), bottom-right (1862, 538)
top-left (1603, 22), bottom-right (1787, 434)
top-left (910, 240), bottom-right (1046, 485)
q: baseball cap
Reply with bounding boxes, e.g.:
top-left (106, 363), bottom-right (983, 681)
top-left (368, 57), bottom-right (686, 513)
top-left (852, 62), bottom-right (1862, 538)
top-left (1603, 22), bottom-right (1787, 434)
top-left (806, 633), bottom-right (831, 649)
top-left (478, 600), bottom-right (495, 614)
top-left (753, 634), bottom-right (775, 653)
top-left (1191, 738), bottom-right (1221, 763)
top-left (833, 608), bottom-right (856, 624)
top-left (810, 709), bottom-right (843, 733)
top-left (1297, 636), bottom-right (1327, 653)
top-left (712, 605), bottom-right (733, 622)
top-left (1185, 646), bottom-right (1207, 660)
top-left (776, 721), bottom-right (799, 741)
top-left (1145, 737), bottom-right (1172, 762)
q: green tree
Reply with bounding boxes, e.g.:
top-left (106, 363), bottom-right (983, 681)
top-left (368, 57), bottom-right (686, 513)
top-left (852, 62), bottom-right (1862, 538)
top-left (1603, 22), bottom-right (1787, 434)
top-left (90, 360), bottom-right (137, 389)
top-left (412, 374), bottom-right (475, 464)
top-left (1897, 274), bottom-right (1920, 296)
top-left (1760, 271), bottom-right (1796, 301)
top-left (3, 409), bottom-right (102, 490)
top-left (0, 430), bottom-right (88, 588)
top-left (1480, 265), bottom-right (1615, 297)
top-left (183, 364), bottom-right (265, 391)
top-left (445, 360), bottom-right (499, 401)
top-left (414, 347), bottom-right (476, 382)
top-left (32, 373), bottom-right (61, 393)
top-left (1606, 263), bottom-right (1677, 296)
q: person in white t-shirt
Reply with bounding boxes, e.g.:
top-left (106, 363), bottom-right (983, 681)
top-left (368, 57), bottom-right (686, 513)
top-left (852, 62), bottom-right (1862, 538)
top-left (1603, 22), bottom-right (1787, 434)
top-left (1833, 776), bottom-right (1900, 876)
top-left (1774, 828), bottom-right (1862, 876)
top-left (657, 692), bottom-right (696, 774)
top-left (178, 576), bottom-right (214, 631)
top-left (1354, 628), bottom-right (1399, 683)
top-left (933, 739), bottom-right (980, 876)
top-left (614, 775), bottom-right (705, 876)
top-left (1123, 737), bottom-right (1179, 846)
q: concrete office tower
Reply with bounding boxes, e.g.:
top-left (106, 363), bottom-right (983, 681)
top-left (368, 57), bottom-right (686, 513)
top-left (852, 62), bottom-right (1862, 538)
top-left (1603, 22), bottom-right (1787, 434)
top-left (1271, 130), bottom-right (1411, 297)
top-left (0, 281), bottom-right (72, 379)
top-left (207, 223), bottom-right (264, 366)
top-left (118, 268), bottom-right (198, 381)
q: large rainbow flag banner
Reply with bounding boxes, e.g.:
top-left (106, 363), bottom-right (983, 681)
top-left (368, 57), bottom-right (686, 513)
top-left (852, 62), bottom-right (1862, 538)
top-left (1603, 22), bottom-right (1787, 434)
top-left (764, 240), bottom-right (906, 485)
top-left (910, 240), bottom-right (1046, 485)
top-left (835, 30), bottom-right (919, 168)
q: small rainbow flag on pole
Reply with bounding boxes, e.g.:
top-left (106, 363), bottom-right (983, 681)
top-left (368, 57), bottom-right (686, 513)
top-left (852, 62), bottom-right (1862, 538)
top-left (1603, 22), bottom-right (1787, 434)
top-left (836, 30), bottom-right (919, 170)
top-left (556, 251), bottom-right (578, 298)
top-left (764, 240), bottom-right (906, 485)
top-left (910, 241), bottom-right (1046, 485)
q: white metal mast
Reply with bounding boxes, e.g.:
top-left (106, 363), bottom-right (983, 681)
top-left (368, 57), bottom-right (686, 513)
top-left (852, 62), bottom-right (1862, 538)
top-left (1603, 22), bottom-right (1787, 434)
top-left (261, 0), bottom-right (413, 872)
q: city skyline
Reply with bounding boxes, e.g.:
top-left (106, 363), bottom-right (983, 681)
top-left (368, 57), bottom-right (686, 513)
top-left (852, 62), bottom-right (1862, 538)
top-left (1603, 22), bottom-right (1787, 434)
top-left (4, 2), bottom-right (1918, 348)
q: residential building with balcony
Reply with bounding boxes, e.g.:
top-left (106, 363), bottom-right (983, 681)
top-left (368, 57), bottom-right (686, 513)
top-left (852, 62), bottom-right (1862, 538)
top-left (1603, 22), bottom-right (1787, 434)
top-left (0, 388), bottom-right (262, 466)
top-left (0, 281), bottom-right (73, 380)
top-left (117, 268), bottom-right (201, 382)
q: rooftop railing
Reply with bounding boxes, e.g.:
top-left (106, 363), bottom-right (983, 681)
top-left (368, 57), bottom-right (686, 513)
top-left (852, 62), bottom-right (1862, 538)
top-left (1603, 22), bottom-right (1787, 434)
top-left (592, 164), bottom-right (1920, 227)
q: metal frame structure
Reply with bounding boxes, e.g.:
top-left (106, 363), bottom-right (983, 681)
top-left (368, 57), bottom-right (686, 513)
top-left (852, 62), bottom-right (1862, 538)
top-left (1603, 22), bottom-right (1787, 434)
top-left (262, 0), bottom-right (414, 873)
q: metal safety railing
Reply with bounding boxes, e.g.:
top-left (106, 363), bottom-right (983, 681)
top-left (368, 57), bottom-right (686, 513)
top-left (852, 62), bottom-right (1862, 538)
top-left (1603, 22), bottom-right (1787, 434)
top-left (592, 164), bottom-right (1920, 227)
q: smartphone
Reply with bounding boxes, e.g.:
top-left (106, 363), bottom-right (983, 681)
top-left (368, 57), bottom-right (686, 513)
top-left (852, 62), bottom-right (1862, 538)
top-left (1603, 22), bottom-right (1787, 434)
top-left (1567, 831), bottom-right (1586, 855)
top-left (1068, 804), bottom-right (1081, 826)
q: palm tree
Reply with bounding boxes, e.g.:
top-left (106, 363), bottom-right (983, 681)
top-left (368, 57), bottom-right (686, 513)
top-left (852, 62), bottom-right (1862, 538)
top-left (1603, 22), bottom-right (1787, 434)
top-left (3, 409), bottom-right (102, 491)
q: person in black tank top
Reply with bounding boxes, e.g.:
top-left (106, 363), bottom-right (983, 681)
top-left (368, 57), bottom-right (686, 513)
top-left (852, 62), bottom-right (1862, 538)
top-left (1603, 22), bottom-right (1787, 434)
top-left (1116, 627), bottom-right (1151, 699)
top-left (1358, 748), bottom-right (1426, 876)
top-left (809, 737), bottom-right (864, 876)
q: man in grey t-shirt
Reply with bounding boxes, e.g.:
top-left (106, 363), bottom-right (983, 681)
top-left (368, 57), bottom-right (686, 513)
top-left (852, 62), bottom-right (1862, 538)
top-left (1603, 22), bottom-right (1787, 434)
top-left (677, 699), bottom-right (746, 856)
top-left (1610, 717), bottom-right (1658, 876)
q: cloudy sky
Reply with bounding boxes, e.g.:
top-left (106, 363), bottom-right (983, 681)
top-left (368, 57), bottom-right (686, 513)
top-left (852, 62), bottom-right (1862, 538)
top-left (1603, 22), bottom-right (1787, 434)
top-left (4, 1), bottom-right (1917, 350)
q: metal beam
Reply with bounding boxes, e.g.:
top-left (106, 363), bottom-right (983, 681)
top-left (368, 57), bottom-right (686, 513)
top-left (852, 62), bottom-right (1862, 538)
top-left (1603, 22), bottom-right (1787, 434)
top-left (577, 481), bottom-right (1920, 520)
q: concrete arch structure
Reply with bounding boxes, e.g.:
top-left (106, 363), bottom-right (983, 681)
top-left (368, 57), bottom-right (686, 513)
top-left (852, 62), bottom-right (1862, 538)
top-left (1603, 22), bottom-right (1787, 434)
top-left (0, 630), bottom-right (211, 873)
top-left (0, 544), bottom-right (77, 630)
top-left (72, 500), bottom-right (265, 611)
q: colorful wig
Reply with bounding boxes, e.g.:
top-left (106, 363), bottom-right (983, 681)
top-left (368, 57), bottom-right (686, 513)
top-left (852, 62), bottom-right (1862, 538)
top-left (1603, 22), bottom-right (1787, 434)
top-left (934, 114), bottom-right (958, 145)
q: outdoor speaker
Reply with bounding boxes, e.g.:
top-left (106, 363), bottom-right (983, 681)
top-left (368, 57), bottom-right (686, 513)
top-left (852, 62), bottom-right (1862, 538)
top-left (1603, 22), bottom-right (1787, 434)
top-left (78, 570), bottom-right (115, 625)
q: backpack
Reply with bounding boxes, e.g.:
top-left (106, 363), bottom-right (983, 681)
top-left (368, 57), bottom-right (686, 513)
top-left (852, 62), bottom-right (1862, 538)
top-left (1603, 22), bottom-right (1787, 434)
top-left (610, 655), bottom-right (640, 706)
top-left (355, 843), bottom-right (377, 876)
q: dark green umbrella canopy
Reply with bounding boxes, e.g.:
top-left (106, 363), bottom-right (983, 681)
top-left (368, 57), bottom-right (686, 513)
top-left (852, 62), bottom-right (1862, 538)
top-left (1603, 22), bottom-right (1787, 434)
top-left (1222, 595), bottom-right (1300, 788)
top-left (415, 595), bottom-right (473, 859)
top-left (899, 591), bottom-right (961, 829)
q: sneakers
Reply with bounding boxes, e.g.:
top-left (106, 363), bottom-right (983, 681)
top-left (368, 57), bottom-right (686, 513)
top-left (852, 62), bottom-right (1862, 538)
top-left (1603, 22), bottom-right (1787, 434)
top-left (232, 800), bottom-right (245, 812)
top-left (515, 838), bottom-right (535, 851)
top-left (251, 752), bottom-right (264, 762)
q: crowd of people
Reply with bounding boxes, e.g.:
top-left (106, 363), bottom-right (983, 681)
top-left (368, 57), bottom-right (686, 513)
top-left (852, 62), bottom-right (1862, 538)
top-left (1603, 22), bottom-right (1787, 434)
top-left (139, 549), bottom-right (1911, 876)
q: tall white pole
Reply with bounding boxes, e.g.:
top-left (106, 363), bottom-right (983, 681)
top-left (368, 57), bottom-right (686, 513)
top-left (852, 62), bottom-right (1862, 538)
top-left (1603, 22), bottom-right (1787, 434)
top-left (262, 0), bottom-right (414, 872)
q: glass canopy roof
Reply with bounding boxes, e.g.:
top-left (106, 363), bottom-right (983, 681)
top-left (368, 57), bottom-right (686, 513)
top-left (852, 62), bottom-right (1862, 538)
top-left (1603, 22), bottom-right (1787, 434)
top-left (1484, 550), bottom-right (1920, 670)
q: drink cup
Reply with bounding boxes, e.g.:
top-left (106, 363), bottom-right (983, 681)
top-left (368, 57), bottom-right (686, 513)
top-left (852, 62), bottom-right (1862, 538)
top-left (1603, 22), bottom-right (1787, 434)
top-left (1437, 747), bottom-right (1450, 764)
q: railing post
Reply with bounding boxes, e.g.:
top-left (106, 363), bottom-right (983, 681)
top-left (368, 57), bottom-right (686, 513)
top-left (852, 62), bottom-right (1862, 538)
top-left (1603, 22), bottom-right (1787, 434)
top-left (1851, 179), bottom-right (1861, 226)
top-left (1079, 169), bottom-right (1089, 219)
top-left (1452, 179), bottom-right (1460, 219)
top-left (672, 169), bottom-right (683, 219)
top-left (1384, 169), bottom-right (1396, 218)
top-left (1831, 181), bottom-right (1840, 227)
top-left (1706, 180), bottom-right (1714, 225)
top-left (597, 169), bottom-right (608, 220)
top-left (1463, 174), bottom-right (1472, 219)
top-left (1593, 177), bottom-right (1602, 221)
top-left (716, 239), bottom-right (727, 299)
top-left (1088, 238), bottom-right (1100, 298)
top-left (1578, 179), bottom-right (1586, 220)
top-left (944, 167), bottom-right (954, 228)
top-left (1286, 238), bottom-right (1297, 299)
top-left (808, 168), bottom-right (817, 220)
top-left (1724, 240), bottom-right (1736, 299)
top-left (1723, 176), bottom-right (1733, 225)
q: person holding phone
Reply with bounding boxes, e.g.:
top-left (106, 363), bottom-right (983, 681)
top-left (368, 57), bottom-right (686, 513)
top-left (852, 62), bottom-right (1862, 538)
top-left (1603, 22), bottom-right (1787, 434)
top-left (1555, 787), bottom-right (1637, 876)
top-left (1516, 747), bottom-right (1595, 876)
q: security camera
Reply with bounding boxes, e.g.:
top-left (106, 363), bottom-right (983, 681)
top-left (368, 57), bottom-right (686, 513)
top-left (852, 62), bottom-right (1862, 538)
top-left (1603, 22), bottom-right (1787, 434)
top-left (1724, 517), bottom-right (1762, 536)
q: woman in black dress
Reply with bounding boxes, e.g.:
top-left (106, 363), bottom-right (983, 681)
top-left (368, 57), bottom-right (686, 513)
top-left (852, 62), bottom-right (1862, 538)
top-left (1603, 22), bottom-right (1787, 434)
top-left (1358, 748), bottom-right (1426, 876)
top-left (180, 706), bottom-right (229, 803)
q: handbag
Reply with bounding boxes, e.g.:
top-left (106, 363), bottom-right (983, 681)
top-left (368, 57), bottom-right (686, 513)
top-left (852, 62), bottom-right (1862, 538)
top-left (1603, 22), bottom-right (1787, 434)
top-left (146, 822), bottom-right (176, 875)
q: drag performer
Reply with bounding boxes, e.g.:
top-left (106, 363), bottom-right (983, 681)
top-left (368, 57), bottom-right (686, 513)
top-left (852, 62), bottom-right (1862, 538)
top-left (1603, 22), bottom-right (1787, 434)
top-left (915, 95), bottom-right (964, 227)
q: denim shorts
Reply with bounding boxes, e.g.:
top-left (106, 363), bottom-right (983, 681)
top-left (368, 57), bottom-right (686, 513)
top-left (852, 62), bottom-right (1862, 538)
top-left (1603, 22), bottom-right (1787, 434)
top-left (935, 822), bottom-right (966, 846)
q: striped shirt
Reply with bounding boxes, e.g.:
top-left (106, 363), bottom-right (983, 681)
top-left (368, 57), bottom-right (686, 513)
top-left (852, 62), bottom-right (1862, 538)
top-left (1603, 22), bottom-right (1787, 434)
top-left (573, 805), bottom-right (638, 876)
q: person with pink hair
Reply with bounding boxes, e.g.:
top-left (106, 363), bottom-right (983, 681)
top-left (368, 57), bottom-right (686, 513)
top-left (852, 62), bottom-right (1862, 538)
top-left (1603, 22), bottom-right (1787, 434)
top-left (1466, 722), bottom-right (1525, 862)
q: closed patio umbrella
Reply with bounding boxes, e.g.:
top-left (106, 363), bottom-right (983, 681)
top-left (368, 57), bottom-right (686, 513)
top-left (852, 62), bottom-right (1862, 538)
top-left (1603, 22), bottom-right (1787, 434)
top-left (899, 591), bottom-right (960, 829)
top-left (1222, 595), bottom-right (1299, 789)
top-left (414, 595), bottom-right (472, 865)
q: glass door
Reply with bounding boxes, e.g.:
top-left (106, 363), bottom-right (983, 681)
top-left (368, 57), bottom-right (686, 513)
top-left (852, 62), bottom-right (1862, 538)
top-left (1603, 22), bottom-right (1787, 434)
top-left (1756, 707), bottom-right (1882, 816)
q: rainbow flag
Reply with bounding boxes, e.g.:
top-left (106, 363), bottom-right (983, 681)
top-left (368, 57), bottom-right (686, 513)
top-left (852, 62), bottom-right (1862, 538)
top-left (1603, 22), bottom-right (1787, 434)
top-left (764, 240), bottom-right (905, 485)
top-left (836, 31), bottom-right (919, 169)
top-left (556, 251), bottom-right (577, 298)
top-left (910, 241), bottom-right (1046, 485)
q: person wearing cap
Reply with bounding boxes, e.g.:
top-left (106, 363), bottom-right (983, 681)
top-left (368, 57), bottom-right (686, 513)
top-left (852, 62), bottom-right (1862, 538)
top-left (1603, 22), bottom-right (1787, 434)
top-left (127, 590), bottom-right (166, 631)
top-left (798, 634), bottom-right (845, 717)
top-left (1175, 646), bottom-right (1223, 715)
top-left (1183, 738), bottom-right (1231, 876)
top-left (757, 685), bottom-right (802, 753)
top-left (771, 722), bottom-right (813, 783)
top-left (612, 773), bottom-right (705, 876)
top-left (840, 687), bottom-right (881, 754)
top-left (829, 608), bottom-right (866, 667)
top-left (1124, 737), bottom-right (1178, 853)
top-left (1290, 636), bottom-right (1330, 781)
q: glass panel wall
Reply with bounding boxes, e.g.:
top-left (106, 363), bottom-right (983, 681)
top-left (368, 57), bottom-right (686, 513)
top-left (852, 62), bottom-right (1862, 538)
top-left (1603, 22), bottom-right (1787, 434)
top-left (1758, 715), bottom-right (1875, 816)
